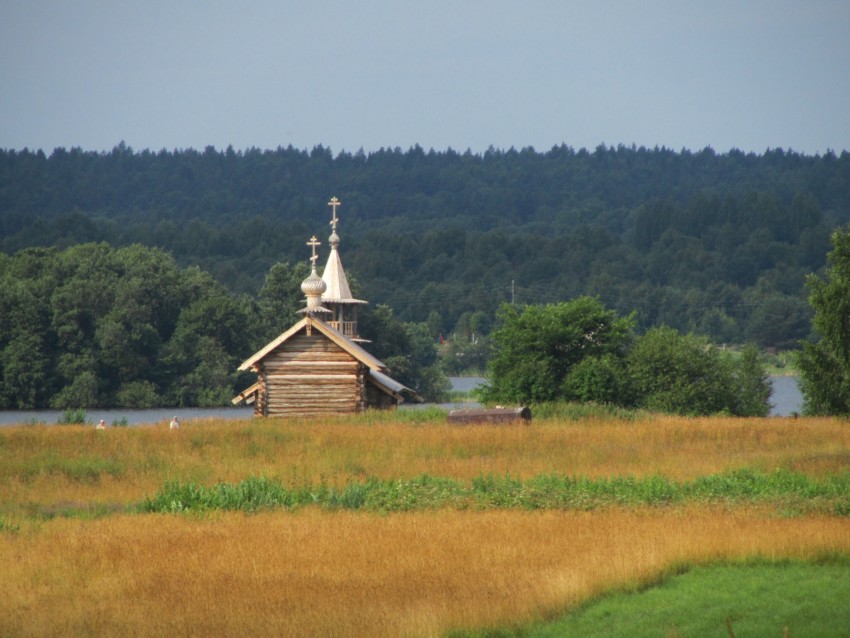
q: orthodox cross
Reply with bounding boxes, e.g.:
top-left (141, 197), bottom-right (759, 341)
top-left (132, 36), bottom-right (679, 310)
top-left (328, 196), bottom-right (341, 231)
top-left (306, 235), bottom-right (321, 269)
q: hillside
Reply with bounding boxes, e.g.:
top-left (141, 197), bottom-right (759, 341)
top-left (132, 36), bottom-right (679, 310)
top-left (2, 143), bottom-right (850, 345)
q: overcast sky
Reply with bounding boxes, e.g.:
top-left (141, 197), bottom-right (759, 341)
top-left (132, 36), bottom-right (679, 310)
top-left (2, 1), bottom-right (849, 156)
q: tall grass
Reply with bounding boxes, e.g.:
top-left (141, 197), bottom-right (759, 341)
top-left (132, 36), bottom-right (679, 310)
top-left (3, 415), bottom-right (849, 517)
top-left (2, 413), bottom-right (850, 636)
top-left (2, 509), bottom-right (849, 638)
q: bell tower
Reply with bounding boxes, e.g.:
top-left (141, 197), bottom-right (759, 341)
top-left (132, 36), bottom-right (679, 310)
top-left (320, 197), bottom-right (369, 342)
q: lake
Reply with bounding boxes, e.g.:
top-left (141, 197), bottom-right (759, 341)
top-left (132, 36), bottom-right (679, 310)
top-left (0, 376), bottom-right (803, 426)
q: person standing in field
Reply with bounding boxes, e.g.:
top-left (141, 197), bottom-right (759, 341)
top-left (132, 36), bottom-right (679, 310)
top-left (96, 419), bottom-right (106, 430)
top-left (170, 416), bottom-right (180, 430)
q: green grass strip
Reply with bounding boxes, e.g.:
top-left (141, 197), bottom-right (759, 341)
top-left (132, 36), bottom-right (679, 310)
top-left (497, 560), bottom-right (850, 638)
top-left (139, 469), bottom-right (850, 515)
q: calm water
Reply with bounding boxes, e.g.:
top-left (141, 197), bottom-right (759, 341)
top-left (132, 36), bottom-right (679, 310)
top-left (768, 375), bottom-right (803, 416)
top-left (0, 376), bottom-right (803, 426)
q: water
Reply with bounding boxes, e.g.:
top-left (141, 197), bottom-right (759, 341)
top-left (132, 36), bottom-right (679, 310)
top-left (0, 407), bottom-right (253, 427)
top-left (0, 376), bottom-right (803, 426)
top-left (769, 376), bottom-right (803, 416)
top-left (448, 376), bottom-right (486, 393)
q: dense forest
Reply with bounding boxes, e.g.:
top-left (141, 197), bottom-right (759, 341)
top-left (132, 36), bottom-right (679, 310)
top-left (0, 243), bottom-right (445, 409)
top-left (2, 143), bottom-right (850, 352)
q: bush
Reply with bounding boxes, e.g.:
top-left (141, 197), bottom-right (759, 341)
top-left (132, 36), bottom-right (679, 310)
top-left (621, 329), bottom-right (771, 417)
top-left (57, 408), bottom-right (88, 425)
top-left (562, 354), bottom-right (633, 406)
top-left (481, 298), bottom-right (635, 405)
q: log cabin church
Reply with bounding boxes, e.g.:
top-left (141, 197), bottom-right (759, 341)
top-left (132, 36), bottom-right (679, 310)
top-left (232, 197), bottom-right (420, 417)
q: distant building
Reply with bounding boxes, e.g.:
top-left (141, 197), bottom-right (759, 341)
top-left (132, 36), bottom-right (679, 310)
top-left (232, 198), bottom-right (420, 417)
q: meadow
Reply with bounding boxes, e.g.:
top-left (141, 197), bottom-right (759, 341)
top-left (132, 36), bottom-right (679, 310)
top-left (1, 411), bottom-right (849, 636)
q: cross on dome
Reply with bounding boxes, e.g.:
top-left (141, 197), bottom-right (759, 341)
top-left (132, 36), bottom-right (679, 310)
top-left (328, 196), bottom-right (341, 232)
top-left (306, 235), bottom-right (321, 269)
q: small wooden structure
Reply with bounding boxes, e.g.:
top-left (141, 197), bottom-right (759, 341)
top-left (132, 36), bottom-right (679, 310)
top-left (447, 407), bottom-right (532, 425)
top-left (233, 197), bottom-right (420, 417)
top-left (321, 196), bottom-right (368, 341)
top-left (235, 315), bottom-right (417, 417)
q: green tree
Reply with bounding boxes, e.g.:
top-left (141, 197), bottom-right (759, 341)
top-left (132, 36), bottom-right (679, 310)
top-left (0, 242), bottom-right (258, 408)
top-left (359, 304), bottom-right (449, 401)
top-left (255, 261), bottom-right (309, 344)
top-left (439, 335), bottom-right (490, 375)
top-left (626, 327), bottom-right (733, 415)
top-left (798, 224), bottom-right (850, 415)
top-left (159, 267), bottom-right (253, 406)
top-left (480, 297), bottom-right (635, 404)
top-left (732, 343), bottom-right (772, 417)
top-left (562, 353), bottom-right (632, 406)
top-left (626, 328), bottom-right (770, 416)
top-left (0, 264), bottom-right (55, 408)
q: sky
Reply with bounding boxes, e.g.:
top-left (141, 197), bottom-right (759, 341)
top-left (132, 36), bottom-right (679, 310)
top-left (2, 1), bottom-right (849, 156)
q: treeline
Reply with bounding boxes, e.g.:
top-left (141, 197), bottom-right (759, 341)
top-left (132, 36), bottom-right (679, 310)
top-left (2, 143), bottom-right (850, 348)
top-left (481, 297), bottom-right (771, 417)
top-left (0, 244), bottom-right (445, 409)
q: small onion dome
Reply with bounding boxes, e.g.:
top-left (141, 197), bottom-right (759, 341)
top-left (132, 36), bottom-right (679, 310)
top-left (301, 270), bottom-right (327, 297)
top-left (299, 268), bottom-right (332, 314)
top-left (329, 229), bottom-right (340, 248)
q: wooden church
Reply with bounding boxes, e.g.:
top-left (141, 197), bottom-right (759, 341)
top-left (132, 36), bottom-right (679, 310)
top-left (232, 198), bottom-right (420, 417)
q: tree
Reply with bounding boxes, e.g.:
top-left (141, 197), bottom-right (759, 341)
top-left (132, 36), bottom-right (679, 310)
top-left (480, 297), bottom-right (635, 404)
top-left (562, 353), bottom-right (632, 406)
top-left (255, 261), bottom-right (309, 345)
top-left (359, 304), bottom-right (449, 401)
top-left (732, 343), bottom-right (772, 417)
top-left (798, 224), bottom-right (850, 415)
top-left (626, 328), bottom-right (770, 416)
top-left (0, 243), bottom-right (258, 408)
top-left (627, 328), bottom-right (733, 415)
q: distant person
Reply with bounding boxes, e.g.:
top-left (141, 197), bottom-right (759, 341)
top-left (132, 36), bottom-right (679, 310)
top-left (170, 416), bottom-right (180, 430)
top-left (96, 419), bottom-right (106, 430)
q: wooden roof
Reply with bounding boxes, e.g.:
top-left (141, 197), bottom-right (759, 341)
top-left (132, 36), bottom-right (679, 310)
top-left (322, 246), bottom-right (366, 303)
top-left (368, 369), bottom-right (424, 403)
top-left (238, 315), bottom-right (386, 372)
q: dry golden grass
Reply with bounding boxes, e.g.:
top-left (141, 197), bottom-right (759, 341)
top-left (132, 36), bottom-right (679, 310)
top-left (2, 414), bottom-right (849, 636)
top-left (2, 508), bottom-right (849, 638)
top-left (2, 414), bottom-right (849, 512)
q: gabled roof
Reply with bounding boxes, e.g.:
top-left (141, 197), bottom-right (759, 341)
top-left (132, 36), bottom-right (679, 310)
top-left (321, 246), bottom-right (366, 304)
top-left (238, 315), bottom-right (385, 372)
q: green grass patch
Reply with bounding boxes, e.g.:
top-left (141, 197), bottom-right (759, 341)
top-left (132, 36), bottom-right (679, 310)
top-left (529, 401), bottom-right (647, 421)
top-left (366, 406), bottom-right (450, 424)
top-left (505, 560), bottom-right (850, 638)
top-left (139, 469), bottom-right (850, 516)
top-left (56, 408), bottom-right (88, 425)
top-left (0, 517), bottom-right (21, 533)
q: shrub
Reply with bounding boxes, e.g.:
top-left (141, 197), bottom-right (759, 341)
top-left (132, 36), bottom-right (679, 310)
top-left (481, 298), bottom-right (635, 405)
top-left (57, 408), bottom-right (88, 425)
top-left (562, 354), bottom-right (634, 406)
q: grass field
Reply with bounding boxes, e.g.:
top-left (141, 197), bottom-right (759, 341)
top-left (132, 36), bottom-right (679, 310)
top-left (1, 412), bottom-right (849, 637)
top-left (519, 561), bottom-right (850, 638)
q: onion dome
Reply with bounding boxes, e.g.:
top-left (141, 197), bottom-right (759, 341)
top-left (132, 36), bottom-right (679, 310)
top-left (298, 236), bottom-right (331, 315)
top-left (301, 270), bottom-right (326, 297)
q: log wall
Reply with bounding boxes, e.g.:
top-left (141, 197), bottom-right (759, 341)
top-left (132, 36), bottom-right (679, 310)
top-left (260, 332), bottom-right (364, 417)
